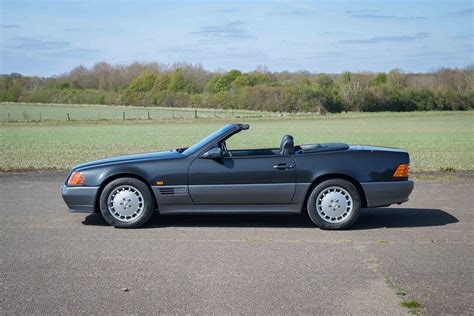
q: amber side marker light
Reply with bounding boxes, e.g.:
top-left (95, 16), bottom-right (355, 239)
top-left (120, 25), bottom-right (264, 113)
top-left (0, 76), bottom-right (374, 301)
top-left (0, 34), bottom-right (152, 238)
top-left (393, 164), bottom-right (410, 178)
top-left (68, 171), bottom-right (85, 185)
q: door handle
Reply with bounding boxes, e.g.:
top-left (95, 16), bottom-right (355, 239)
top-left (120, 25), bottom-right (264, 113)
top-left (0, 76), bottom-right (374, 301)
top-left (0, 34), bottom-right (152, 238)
top-left (273, 163), bottom-right (294, 170)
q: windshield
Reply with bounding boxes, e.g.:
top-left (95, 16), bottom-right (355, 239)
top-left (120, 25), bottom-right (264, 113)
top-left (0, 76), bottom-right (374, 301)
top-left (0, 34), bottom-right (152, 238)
top-left (182, 124), bottom-right (236, 156)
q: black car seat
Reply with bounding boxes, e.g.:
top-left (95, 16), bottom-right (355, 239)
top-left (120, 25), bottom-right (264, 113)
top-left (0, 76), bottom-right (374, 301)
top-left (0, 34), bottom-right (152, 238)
top-left (279, 135), bottom-right (295, 155)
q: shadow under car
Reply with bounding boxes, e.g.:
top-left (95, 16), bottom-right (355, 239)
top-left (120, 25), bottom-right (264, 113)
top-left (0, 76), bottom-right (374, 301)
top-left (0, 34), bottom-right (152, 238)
top-left (82, 207), bottom-right (459, 229)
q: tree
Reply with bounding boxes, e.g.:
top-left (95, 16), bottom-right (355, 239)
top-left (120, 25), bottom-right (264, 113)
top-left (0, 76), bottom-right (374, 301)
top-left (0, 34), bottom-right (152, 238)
top-left (373, 73), bottom-right (387, 86)
top-left (153, 73), bottom-right (171, 92)
top-left (129, 72), bottom-right (157, 92)
top-left (387, 69), bottom-right (406, 89)
top-left (232, 74), bottom-right (252, 87)
top-left (232, 72), bottom-right (270, 88)
top-left (314, 74), bottom-right (334, 89)
top-left (68, 65), bottom-right (89, 89)
top-left (205, 70), bottom-right (242, 93)
top-left (169, 69), bottom-right (198, 93)
top-left (0, 76), bottom-right (21, 101)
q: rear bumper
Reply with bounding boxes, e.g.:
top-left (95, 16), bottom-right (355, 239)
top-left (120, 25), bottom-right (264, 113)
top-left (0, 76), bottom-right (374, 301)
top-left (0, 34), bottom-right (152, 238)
top-left (61, 185), bottom-right (99, 213)
top-left (361, 180), bottom-right (414, 208)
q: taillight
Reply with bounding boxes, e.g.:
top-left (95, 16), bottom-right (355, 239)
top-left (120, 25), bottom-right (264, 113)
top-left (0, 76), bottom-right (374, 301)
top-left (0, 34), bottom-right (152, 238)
top-left (68, 171), bottom-right (85, 185)
top-left (393, 164), bottom-right (409, 178)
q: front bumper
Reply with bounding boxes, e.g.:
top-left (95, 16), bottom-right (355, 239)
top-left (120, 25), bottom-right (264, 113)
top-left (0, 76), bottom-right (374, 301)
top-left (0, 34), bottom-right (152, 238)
top-left (61, 185), bottom-right (99, 213)
top-left (361, 180), bottom-right (414, 208)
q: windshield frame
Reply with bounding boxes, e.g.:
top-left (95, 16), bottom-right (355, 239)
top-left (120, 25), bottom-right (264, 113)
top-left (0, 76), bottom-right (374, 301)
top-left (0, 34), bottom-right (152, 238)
top-left (182, 124), bottom-right (240, 157)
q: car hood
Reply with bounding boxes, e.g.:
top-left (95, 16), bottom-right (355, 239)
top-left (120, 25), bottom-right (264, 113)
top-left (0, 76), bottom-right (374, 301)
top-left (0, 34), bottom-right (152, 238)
top-left (73, 150), bottom-right (183, 171)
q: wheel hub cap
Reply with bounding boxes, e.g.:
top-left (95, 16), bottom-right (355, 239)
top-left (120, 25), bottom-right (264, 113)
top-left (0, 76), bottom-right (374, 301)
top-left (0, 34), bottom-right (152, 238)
top-left (316, 186), bottom-right (353, 224)
top-left (107, 185), bottom-right (144, 222)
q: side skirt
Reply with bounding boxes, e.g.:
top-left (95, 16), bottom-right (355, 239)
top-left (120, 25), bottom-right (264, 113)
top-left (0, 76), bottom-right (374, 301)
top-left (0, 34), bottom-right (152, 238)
top-left (159, 204), bottom-right (303, 215)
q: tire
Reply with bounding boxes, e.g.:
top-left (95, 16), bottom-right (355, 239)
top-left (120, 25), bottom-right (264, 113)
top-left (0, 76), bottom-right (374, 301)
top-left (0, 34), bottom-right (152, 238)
top-left (307, 179), bottom-right (361, 230)
top-left (99, 177), bottom-right (155, 228)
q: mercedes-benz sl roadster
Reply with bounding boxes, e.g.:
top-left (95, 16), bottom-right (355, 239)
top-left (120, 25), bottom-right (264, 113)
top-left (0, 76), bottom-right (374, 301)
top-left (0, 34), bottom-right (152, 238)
top-left (62, 123), bottom-right (414, 229)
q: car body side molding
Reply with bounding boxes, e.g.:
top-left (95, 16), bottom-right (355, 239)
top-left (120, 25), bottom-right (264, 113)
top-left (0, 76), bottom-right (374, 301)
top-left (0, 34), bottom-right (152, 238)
top-left (159, 204), bottom-right (303, 214)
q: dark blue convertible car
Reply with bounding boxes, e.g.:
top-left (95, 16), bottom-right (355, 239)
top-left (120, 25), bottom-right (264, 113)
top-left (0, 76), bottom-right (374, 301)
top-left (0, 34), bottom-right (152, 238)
top-left (62, 123), bottom-right (414, 229)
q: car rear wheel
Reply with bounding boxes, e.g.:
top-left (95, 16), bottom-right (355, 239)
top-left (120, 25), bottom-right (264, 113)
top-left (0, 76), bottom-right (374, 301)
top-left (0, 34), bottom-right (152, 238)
top-left (99, 177), bottom-right (155, 228)
top-left (307, 179), bottom-right (361, 230)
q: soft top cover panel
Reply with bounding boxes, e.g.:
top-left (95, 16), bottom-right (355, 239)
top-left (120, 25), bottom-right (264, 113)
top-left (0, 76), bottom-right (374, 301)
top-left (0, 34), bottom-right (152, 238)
top-left (297, 143), bottom-right (349, 153)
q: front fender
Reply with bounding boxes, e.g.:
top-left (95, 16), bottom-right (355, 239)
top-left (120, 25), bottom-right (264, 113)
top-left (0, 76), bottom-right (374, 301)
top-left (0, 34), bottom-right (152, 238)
top-left (76, 164), bottom-right (152, 187)
top-left (72, 155), bottom-right (192, 188)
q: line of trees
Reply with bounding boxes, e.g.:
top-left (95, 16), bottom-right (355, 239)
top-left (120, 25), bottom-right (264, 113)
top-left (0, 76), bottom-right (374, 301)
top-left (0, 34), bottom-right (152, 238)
top-left (1, 62), bottom-right (473, 112)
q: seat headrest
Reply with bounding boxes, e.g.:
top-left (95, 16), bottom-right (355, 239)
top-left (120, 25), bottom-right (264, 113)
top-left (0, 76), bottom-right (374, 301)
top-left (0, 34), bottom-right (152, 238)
top-left (279, 135), bottom-right (294, 155)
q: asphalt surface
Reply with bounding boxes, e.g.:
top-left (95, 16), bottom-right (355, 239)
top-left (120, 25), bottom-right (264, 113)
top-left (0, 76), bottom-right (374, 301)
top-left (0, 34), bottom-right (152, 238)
top-left (1, 172), bottom-right (473, 314)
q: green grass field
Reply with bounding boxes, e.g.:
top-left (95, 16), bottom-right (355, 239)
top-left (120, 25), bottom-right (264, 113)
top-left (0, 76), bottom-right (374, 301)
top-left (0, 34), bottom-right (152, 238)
top-left (0, 102), bottom-right (283, 121)
top-left (0, 105), bottom-right (473, 172)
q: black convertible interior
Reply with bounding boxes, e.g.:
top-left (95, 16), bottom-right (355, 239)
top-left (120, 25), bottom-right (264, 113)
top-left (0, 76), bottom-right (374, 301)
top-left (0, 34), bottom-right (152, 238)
top-left (220, 135), bottom-right (349, 157)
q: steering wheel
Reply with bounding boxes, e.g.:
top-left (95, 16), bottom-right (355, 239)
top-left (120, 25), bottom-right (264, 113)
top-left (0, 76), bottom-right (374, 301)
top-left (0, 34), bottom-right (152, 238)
top-left (221, 141), bottom-right (231, 157)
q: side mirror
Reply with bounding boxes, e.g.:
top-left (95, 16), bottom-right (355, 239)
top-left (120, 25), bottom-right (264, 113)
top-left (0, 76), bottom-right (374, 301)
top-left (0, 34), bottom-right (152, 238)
top-left (202, 147), bottom-right (222, 159)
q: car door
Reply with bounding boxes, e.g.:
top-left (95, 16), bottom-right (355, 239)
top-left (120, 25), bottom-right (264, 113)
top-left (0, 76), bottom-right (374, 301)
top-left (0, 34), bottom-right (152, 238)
top-left (188, 155), bottom-right (296, 204)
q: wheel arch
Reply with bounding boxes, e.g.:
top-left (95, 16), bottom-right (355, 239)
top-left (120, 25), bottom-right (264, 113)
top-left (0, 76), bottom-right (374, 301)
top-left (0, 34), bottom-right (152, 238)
top-left (93, 173), bottom-right (158, 213)
top-left (302, 173), bottom-right (367, 211)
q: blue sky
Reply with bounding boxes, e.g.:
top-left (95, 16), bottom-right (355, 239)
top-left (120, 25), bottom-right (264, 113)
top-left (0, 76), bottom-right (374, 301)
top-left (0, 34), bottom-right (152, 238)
top-left (0, 0), bottom-right (472, 76)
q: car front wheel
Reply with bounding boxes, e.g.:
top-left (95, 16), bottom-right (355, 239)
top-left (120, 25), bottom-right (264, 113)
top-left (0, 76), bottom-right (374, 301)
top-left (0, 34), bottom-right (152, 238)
top-left (99, 177), bottom-right (155, 228)
top-left (307, 179), bottom-right (361, 230)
